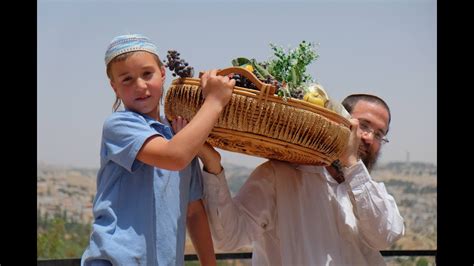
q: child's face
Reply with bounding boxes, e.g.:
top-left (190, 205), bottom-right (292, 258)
top-left (110, 51), bottom-right (165, 120)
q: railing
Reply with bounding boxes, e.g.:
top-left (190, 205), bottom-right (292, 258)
top-left (37, 250), bottom-right (437, 265)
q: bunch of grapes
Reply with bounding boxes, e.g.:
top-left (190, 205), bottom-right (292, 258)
top-left (163, 50), bottom-right (194, 78)
top-left (231, 72), bottom-right (285, 96)
top-left (231, 74), bottom-right (257, 90)
top-left (263, 77), bottom-right (283, 92)
top-left (289, 88), bottom-right (305, 100)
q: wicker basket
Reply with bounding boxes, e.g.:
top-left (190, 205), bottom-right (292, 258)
top-left (164, 67), bottom-right (351, 165)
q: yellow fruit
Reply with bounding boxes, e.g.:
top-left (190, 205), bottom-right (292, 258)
top-left (306, 84), bottom-right (329, 101)
top-left (303, 92), bottom-right (326, 107)
top-left (303, 83), bottom-right (330, 107)
top-left (243, 64), bottom-right (254, 72)
top-left (303, 92), bottom-right (311, 101)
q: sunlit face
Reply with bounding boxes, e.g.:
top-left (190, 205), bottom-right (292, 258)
top-left (350, 100), bottom-right (390, 171)
top-left (109, 52), bottom-right (165, 120)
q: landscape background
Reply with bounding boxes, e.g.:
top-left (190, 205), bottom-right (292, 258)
top-left (37, 159), bottom-right (436, 265)
top-left (38, 0), bottom-right (436, 265)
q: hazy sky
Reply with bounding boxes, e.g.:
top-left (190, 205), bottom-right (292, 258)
top-left (38, 0), bottom-right (436, 169)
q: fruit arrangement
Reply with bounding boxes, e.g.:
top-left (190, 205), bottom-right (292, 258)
top-left (164, 45), bottom-right (352, 165)
top-left (164, 42), bottom-right (350, 118)
top-left (228, 41), bottom-right (330, 107)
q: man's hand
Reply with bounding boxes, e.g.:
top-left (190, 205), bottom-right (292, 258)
top-left (198, 142), bottom-right (223, 175)
top-left (339, 118), bottom-right (361, 168)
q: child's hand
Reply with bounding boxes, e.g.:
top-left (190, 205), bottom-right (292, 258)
top-left (198, 142), bottom-right (223, 175)
top-left (171, 116), bottom-right (188, 134)
top-left (200, 69), bottom-right (235, 109)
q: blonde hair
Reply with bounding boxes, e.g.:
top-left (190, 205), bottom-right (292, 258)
top-left (106, 51), bottom-right (164, 112)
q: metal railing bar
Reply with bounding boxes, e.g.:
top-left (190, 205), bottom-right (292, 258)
top-left (37, 249), bottom-right (437, 265)
top-left (380, 250), bottom-right (437, 256)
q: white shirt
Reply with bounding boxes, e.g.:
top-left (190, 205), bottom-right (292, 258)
top-left (202, 159), bottom-right (405, 266)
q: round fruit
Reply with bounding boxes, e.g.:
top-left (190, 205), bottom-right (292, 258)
top-left (243, 64), bottom-right (254, 72)
top-left (303, 92), bottom-right (326, 107)
top-left (306, 83), bottom-right (328, 101)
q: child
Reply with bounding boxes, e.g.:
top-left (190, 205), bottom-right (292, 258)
top-left (81, 34), bottom-right (235, 266)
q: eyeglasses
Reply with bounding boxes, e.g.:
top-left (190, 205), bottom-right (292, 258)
top-left (358, 119), bottom-right (389, 145)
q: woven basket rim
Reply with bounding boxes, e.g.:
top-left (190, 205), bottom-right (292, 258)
top-left (169, 78), bottom-right (351, 127)
top-left (165, 78), bottom-right (351, 165)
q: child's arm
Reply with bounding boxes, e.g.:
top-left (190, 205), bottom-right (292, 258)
top-left (137, 69), bottom-right (235, 171)
top-left (171, 117), bottom-right (223, 175)
top-left (187, 199), bottom-right (217, 266)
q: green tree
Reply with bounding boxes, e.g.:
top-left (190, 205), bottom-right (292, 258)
top-left (37, 217), bottom-right (66, 259)
top-left (416, 257), bottom-right (429, 266)
top-left (37, 216), bottom-right (92, 259)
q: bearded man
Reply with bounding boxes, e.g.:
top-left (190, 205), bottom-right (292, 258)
top-left (342, 94), bottom-right (391, 172)
top-left (195, 93), bottom-right (404, 266)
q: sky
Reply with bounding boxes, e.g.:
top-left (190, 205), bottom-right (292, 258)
top-left (37, 0), bottom-right (436, 169)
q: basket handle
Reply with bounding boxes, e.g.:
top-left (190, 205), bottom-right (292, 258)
top-left (200, 67), bottom-right (277, 95)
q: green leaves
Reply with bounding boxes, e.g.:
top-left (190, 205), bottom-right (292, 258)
top-left (37, 214), bottom-right (92, 259)
top-left (229, 40), bottom-right (319, 99)
top-left (232, 57), bottom-right (273, 80)
top-left (251, 59), bottom-right (272, 80)
top-left (266, 41), bottom-right (319, 91)
top-left (231, 57), bottom-right (251, 67)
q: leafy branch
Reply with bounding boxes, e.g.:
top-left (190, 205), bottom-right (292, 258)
top-left (230, 41), bottom-right (319, 100)
top-left (266, 41), bottom-right (319, 97)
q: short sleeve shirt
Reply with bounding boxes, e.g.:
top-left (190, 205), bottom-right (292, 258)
top-left (81, 110), bottom-right (203, 266)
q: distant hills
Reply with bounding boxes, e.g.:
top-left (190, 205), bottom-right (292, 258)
top-left (37, 160), bottom-right (437, 251)
top-left (375, 161), bottom-right (437, 176)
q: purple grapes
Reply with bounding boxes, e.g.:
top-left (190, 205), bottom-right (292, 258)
top-left (163, 50), bottom-right (194, 78)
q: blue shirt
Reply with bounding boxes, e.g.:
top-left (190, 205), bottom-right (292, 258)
top-left (81, 110), bottom-right (203, 266)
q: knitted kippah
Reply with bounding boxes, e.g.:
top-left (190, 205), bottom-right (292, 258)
top-left (104, 34), bottom-right (159, 66)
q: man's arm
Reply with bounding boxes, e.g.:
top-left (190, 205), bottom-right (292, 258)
top-left (343, 161), bottom-right (405, 250)
top-left (335, 118), bottom-right (404, 249)
top-left (198, 143), bottom-right (276, 251)
top-left (187, 199), bottom-right (217, 266)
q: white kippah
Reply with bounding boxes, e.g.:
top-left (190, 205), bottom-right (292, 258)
top-left (104, 34), bottom-right (159, 65)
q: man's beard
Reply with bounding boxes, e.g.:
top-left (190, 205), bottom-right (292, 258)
top-left (358, 143), bottom-right (380, 172)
